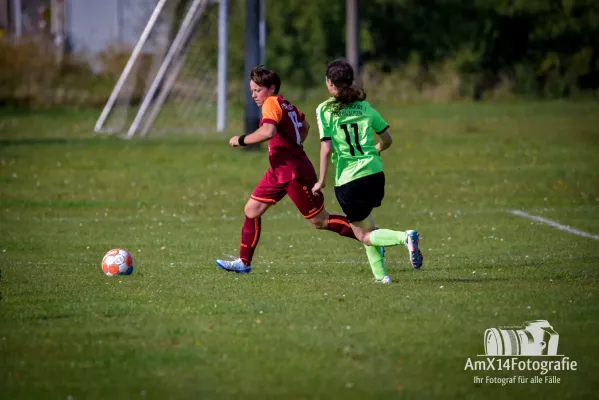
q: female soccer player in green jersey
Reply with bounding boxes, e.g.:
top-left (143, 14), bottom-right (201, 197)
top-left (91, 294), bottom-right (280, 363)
top-left (312, 59), bottom-right (423, 283)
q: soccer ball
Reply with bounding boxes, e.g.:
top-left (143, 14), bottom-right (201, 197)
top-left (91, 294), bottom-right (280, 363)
top-left (102, 248), bottom-right (134, 276)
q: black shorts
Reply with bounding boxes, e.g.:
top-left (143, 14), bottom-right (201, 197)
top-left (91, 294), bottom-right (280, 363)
top-left (334, 172), bottom-right (385, 222)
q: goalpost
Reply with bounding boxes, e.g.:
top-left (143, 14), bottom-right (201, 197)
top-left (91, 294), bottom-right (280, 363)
top-left (94, 0), bottom-right (228, 138)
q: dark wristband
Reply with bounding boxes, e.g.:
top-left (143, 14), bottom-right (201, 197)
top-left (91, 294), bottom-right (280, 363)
top-left (238, 134), bottom-right (247, 146)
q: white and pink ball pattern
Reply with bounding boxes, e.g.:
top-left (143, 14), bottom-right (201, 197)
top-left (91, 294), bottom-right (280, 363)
top-left (102, 248), bottom-right (134, 276)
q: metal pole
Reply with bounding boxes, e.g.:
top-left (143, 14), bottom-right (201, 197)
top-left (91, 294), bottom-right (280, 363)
top-left (217, 0), bottom-right (228, 132)
top-left (51, 0), bottom-right (65, 64)
top-left (12, 0), bottom-right (22, 38)
top-left (259, 0), bottom-right (265, 64)
top-left (114, 0), bottom-right (122, 43)
top-left (127, 0), bottom-right (206, 138)
top-left (244, 0), bottom-right (260, 137)
top-left (346, 0), bottom-right (359, 77)
top-left (94, 0), bottom-right (168, 133)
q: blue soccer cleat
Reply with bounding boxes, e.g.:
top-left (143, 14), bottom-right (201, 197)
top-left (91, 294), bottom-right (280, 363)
top-left (216, 257), bottom-right (252, 274)
top-left (405, 230), bottom-right (423, 269)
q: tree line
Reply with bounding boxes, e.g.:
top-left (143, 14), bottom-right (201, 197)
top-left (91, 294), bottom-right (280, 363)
top-left (220, 0), bottom-right (599, 98)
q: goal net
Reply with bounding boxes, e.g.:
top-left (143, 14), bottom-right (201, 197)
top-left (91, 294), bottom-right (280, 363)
top-left (95, 0), bottom-right (227, 138)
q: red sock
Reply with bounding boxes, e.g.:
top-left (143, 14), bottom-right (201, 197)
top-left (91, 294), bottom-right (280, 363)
top-left (327, 215), bottom-right (358, 241)
top-left (240, 216), bottom-right (261, 265)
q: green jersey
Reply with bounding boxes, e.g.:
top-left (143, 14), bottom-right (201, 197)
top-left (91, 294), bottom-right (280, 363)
top-left (316, 98), bottom-right (389, 186)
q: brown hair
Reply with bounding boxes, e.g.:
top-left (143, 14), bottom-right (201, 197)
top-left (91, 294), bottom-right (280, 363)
top-left (250, 65), bottom-right (281, 94)
top-left (326, 59), bottom-right (366, 114)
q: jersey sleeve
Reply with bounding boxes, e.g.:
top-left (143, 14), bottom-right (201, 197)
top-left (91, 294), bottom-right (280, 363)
top-left (261, 96), bottom-right (283, 126)
top-left (316, 102), bottom-right (331, 141)
top-left (370, 105), bottom-right (390, 134)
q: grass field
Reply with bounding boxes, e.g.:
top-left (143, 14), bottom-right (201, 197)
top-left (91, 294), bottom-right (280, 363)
top-left (1, 100), bottom-right (598, 399)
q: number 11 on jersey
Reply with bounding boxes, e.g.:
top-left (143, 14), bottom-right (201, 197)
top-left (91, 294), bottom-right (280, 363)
top-left (340, 123), bottom-right (364, 155)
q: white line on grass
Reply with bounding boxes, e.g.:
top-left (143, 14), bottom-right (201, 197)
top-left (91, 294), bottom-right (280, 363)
top-left (509, 210), bottom-right (599, 241)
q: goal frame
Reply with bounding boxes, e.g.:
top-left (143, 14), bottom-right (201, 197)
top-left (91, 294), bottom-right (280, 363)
top-left (94, 0), bottom-right (229, 137)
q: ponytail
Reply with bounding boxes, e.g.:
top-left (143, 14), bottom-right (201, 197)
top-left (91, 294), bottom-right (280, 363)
top-left (330, 85), bottom-right (366, 114)
top-left (326, 58), bottom-right (366, 114)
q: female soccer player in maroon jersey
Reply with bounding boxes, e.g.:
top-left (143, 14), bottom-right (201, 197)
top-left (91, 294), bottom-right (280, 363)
top-left (216, 65), bottom-right (358, 273)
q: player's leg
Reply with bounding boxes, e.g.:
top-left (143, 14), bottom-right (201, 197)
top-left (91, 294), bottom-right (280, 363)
top-left (216, 169), bottom-right (285, 273)
top-left (344, 172), bottom-right (423, 269)
top-left (216, 196), bottom-right (270, 274)
top-left (237, 198), bottom-right (270, 267)
top-left (333, 176), bottom-right (389, 282)
top-left (364, 226), bottom-right (423, 269)
top-left (320, 211), bottom-right (358, 240)
top-left (351, 215), bottom-right (390, 283)
top-left (286, 177), bottom-right (357, 240)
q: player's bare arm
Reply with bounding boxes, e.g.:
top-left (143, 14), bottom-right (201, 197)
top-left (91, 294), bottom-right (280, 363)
top-left (229, 123), bottom-right (277, 147)
top-left (375, 130), bottom-right (393, 154)
top-left (312, 139), bottom-right (332, 195)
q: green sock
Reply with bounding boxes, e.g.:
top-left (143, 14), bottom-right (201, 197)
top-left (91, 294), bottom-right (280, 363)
top-left (369, 229), bottom-right (406, 247)
top-left (364, 245), bottom-right (387, 280)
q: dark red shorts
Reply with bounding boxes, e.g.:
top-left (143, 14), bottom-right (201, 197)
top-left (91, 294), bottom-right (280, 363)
top-left (251, 168), bottom-right (324, 219)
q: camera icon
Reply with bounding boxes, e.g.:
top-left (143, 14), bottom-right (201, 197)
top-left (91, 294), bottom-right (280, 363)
top-left (484, 320), bottom-right (559, 356)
